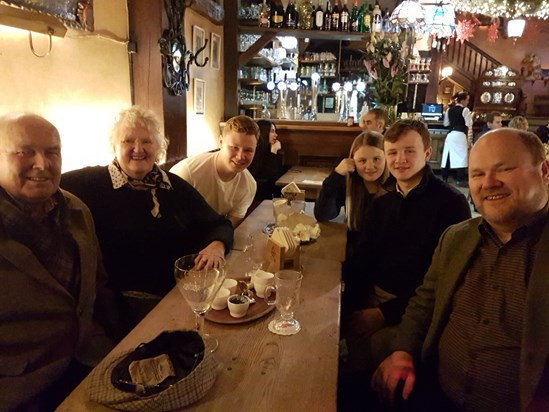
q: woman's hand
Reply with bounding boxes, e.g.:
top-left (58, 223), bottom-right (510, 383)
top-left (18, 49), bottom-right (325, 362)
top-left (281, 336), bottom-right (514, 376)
top-left (335, 158), bottom-right (356, 176)
top-left (195, 241), bottom-right (225, 270)
top-left (270, 140), bottom-right (282, 154)
top-left (371, 351), bottom-right (416, 406)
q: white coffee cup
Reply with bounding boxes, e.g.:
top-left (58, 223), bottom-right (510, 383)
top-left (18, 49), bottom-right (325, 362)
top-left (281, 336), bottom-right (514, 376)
top-left (227, 294), bottom-right (251, 318)
top-left (223, 278), bottom-right (238, 295)
top-left (211, 287), bottom-right (230, 310)
top-left (253, 271), bottom-right (275, 298)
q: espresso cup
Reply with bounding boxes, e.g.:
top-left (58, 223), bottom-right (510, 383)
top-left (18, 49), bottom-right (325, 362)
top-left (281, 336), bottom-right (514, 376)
top-left (211, 287), bottom-right (230, 310)
top-left (223, 278), bottom-right (238, 295)
top-left (227, 294), bottom-right (251, 318)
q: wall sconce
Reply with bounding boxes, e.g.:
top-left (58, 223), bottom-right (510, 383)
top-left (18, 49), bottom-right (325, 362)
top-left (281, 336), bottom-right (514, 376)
top-left (506, 18), bottom-right (526, 40)
top-left (439, 66), bottom-right (453, 83)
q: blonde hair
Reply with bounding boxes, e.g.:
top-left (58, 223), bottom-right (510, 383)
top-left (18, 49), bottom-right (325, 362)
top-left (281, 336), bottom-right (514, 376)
top-left (222, 115), bottom-right (259, 140)
top-left (508, 116), bottom-right (529, 131)
top-left (110, 106), bottom-right (169, 163)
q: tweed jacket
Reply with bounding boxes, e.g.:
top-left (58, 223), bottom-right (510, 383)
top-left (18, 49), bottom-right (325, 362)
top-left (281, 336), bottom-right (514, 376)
top-left (0, 190), bottom-right (108, 410)
top-left (393, 216), bottom-right (549, 411)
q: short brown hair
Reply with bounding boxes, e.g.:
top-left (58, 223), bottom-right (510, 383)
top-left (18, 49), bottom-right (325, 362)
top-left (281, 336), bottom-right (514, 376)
top-left (384, 119), bottom-right (432, 150)
top-left (368, 108), bottom-right (387, 124)
top-left (485, 111), bottom-right (502, 123)
top-left (223, 115), bottom-right (259, 140)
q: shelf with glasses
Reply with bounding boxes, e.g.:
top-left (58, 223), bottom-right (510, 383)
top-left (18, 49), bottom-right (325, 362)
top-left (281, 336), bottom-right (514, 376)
top-left (239, 78), bottom-right (267, 87)
top-left (239, 25), bottom-right (370, 42)
top-left (245, 54), bottom-right (279, 68)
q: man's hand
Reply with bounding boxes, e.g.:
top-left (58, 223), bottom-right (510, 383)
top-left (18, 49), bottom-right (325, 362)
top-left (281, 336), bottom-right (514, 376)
top-left (196, 241), bottom-right (225, 269)
top-left (371, 351), bottom-right (416, 406)
top-left (335, 158), bottom-right (356, 176)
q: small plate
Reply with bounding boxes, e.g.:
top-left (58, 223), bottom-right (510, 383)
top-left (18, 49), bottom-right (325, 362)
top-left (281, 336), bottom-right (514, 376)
top-left (206, 292), bottom-right (275, 324)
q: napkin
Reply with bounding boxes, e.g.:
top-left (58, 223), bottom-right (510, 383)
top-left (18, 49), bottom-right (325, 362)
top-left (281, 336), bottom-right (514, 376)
top-left (281, 182), bottom-right (305, 201)
top-left (271, 227), bottom-right (299, 258)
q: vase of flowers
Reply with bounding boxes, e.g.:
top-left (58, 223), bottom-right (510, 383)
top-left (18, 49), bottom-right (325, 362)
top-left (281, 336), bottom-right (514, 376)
top-left (362, 32), bottom-right (409, 124)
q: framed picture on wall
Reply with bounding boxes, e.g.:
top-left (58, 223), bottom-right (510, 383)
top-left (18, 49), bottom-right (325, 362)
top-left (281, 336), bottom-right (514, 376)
top-left (194, 78), bottom-right (206, 115)
top-left (210, 33), bottom-right (221, 70)
top-left (193, 25), bottom-right (206, 65)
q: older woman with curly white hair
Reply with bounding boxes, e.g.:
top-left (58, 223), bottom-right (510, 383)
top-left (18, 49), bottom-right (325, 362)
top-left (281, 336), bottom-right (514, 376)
top-left (61, 106), bottom-right (233, 335)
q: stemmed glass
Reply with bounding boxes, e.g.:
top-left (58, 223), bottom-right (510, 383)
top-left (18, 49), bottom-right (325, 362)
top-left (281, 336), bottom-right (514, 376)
top-left (174, 254), bottom-right (226, 351)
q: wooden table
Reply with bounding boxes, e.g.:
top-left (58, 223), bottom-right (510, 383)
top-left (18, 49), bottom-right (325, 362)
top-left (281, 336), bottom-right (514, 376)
top-left (59, 203), bottom-right (346, 412)
top-left (275, 166), bottom-right (332, 200)
top-left (234, 200), bottom-right (347, 263)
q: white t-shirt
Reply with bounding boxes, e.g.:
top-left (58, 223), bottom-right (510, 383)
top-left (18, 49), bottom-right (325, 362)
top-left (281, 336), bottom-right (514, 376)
top-left (170, 151), bottom-right (256, 219)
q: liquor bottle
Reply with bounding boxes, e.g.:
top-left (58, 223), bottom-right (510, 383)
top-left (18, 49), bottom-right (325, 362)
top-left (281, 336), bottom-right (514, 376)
top-left (331, 0), bottom-right (340, 31)
top-left (340, 0), bottom-right (350, 31)
top-left (298, 0), bottom-right (315, 29)
top-left (362, 3), bottom-right (371, 33)
top-left (271, 0), bottom-right (285, 28)
top-left (324, 1), bottom-right (332, 30)
top-left (259, 0), bottom-right (270, 28)
top-left (382, 7), bottom-right (391, 32)
top-left (372, 0), bottom-right (382, 33)
top-left (284, 0), bottom-right (299, 28)
top-left (350, 0), bottom-right (360, 32)
top-left (314, 0), bottom-right (324, 30)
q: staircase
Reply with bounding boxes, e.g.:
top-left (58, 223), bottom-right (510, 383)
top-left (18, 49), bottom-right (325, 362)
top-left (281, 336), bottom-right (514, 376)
top-left (442, 39), bottom-right (502, 93)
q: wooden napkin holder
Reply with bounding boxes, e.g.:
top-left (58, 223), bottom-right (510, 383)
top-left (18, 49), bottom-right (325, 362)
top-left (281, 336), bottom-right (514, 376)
top-left (282, 191), bottom-right (305, 202)
top-left (264, 238), bottom-right (301, 273)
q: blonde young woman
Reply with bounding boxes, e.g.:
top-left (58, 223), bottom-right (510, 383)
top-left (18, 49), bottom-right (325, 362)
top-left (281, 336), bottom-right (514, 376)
top-left (314, 131), bottom-right (388, 258)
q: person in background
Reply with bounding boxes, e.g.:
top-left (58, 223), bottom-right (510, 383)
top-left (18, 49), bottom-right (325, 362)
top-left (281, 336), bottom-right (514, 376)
top-left (248, 119), bottom-right (286, 201)
top-left (372, 128), bottom-right (549, 412)
top-left (0, 113), bottom-right (114, 410)
top-left (509, 115), bottom-right (529, 131)
top-left (359, 108), bottom-right (388, 133)
top-left (171, 115), bottom-right (258, 227)
top-left (535, 117), bottom-right (549, 143)
top-left (441, 91), bottom-right (472, 186)
top-left (315, 131), bottom-right (388, 259)
top-left (62, 106), bottom-right (233, 334)
top-left (473, 110), bottom-right (503, 144)
top-left (343, 120), bottom-right (471, 379)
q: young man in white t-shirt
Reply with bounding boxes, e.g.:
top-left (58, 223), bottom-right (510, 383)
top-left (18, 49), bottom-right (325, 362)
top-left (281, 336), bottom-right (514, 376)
top-left (171, 115), bottom-right (259, 227)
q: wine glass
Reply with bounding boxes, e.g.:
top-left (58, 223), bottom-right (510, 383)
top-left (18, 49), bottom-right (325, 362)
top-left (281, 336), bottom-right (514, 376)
top-left (174, 253), bottom-right (226, 351)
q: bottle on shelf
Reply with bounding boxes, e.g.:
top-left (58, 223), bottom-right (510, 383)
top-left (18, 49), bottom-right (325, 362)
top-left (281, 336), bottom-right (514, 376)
top-left (361, 3), bottom-right (371, 33)
top-left (259, 0), bottom-right (270, 28)
top-left (340, 0), bottom-right (349, 31)
top-left (314, 0), bottom-right (324, 30)
top-left (323, 1), bottom-right (332, 30)
top-left (284, 0), bottom-right (299, 28)
top-left (350, 0), bottom-right (360, 32)
top-left (298, 0), bottom-right (315, 29)
top-left (271, 0), bottom-right (285, 28)
top-left (331, 0), bottom-right (340, 31)
top-left (382, 7), bottom-right (391, 32)
top-left (372, 0), bottom-right (382, 33)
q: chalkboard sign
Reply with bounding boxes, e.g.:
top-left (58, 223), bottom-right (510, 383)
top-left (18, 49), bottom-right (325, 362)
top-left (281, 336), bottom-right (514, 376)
top-left (2, 0), bottom-right (94, 31)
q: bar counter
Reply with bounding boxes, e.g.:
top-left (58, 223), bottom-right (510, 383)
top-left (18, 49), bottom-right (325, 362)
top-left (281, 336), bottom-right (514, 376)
top-left (272, 120), bottom-right (362, 168)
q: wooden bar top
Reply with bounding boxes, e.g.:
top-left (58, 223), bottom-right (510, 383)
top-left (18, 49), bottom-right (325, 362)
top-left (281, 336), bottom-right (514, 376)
top-left (58, 251), bottom-right (342, 412)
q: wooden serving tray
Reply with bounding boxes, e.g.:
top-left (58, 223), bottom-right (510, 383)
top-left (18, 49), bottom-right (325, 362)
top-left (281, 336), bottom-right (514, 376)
top-left (206, 292), bottom-right (276, 325)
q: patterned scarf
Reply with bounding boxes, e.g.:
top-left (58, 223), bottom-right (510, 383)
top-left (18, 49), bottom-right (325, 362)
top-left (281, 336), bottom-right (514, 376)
top-left (108, 159), bottom-right (172, 218)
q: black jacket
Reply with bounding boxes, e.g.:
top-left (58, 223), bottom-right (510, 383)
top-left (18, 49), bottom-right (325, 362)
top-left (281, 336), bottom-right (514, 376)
top-left (348, 165), bottom-right (471, 324)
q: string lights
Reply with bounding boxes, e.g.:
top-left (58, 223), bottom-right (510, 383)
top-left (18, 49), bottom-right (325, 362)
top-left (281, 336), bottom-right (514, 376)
top-left (449, 0), bottom-right (549, 19)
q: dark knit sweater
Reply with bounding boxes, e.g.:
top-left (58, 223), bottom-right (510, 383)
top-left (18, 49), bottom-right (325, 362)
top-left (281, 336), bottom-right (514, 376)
top-left (61, 166), bottom-right (233, 296)
top-left (350, 165), bottom-right (471, 324)
top-left (314, 171), bottom-right (376, 258)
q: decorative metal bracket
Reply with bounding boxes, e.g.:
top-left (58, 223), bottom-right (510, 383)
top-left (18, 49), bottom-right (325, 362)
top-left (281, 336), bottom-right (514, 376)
top-left (159, 0), bottom-right (209, 96)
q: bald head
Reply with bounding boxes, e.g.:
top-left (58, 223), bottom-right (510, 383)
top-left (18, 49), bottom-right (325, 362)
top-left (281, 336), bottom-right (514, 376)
top-left (469, 128), bottom-right (549, 240)
top-left (0, 113), bottom-right (62, 210)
